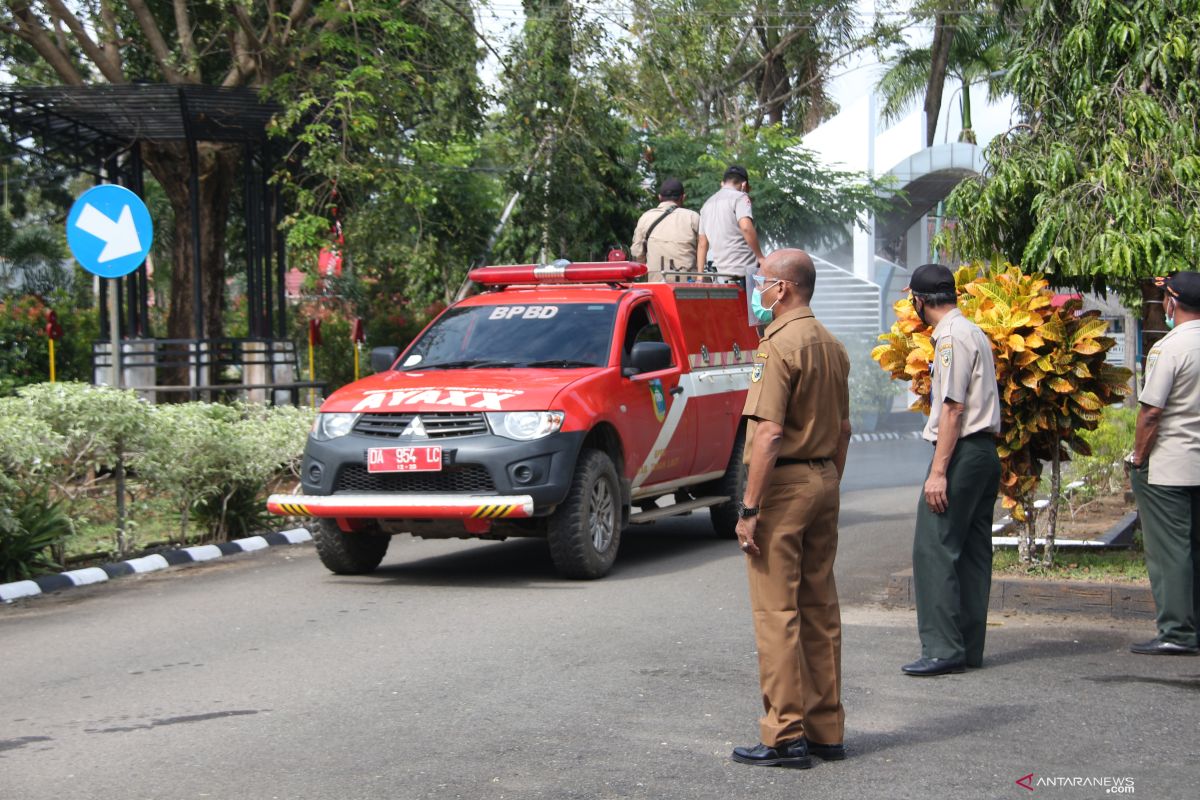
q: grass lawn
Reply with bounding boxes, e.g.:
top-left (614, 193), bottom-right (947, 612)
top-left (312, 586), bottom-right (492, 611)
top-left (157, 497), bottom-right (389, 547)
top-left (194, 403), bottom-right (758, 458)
top-left (993, 547), bottom-right (1148, 583)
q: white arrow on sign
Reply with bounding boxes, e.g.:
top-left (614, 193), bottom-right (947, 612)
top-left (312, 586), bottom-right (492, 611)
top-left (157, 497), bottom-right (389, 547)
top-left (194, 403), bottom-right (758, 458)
top-left (75, 202), bottom-right (143, 262)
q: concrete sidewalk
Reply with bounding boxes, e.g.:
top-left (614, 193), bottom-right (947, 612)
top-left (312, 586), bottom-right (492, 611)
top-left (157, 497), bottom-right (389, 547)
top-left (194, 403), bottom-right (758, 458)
top-left (815, 606), bottom-right (1191, 800)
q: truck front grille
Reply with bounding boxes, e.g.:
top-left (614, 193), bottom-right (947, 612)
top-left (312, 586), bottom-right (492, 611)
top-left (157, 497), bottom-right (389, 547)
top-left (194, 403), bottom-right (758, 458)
top-left (353, 412), bottom-right (489, 439)
top-left (334, 464), bottom-right (497, 493)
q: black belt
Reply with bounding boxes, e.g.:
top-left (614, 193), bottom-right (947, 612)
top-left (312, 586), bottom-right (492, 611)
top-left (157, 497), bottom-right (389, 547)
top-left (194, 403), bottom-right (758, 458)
top-left (776, 457), bottom-right (832, 466)
top-left (931, 431), bottom-right (997, 445)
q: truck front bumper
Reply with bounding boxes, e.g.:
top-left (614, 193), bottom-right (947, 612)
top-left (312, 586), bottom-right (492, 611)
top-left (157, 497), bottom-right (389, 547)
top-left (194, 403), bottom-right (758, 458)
top-left (267, 493), bottom-right (535, 520)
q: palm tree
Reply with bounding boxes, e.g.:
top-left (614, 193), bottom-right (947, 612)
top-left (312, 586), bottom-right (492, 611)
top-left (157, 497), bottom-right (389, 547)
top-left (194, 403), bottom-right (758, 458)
top-left (876, 12), bottom-right (1008, 145)
top-left (0, 210), bottom-right (70, 297)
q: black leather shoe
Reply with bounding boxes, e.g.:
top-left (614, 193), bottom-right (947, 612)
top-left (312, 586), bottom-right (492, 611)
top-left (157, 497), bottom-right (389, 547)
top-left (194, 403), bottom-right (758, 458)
top-left (731, 739), bottom-right (813, 768)
top-left (901, 656), bottom-right (966, 676)
top-left (1129, 638), bottom-right (1200, 655)
top-left (805, 740), bottom-right (846, 761)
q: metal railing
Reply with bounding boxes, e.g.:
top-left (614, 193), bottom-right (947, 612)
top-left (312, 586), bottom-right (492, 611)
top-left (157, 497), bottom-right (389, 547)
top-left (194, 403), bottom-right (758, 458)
top-left (91, 337), bottom-right (325, 406)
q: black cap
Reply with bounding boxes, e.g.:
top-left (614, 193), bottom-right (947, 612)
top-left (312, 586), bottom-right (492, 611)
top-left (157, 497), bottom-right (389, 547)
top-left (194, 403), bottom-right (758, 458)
top-left (659, 177), bottom-right (685, 199)
top-left (723, 164), bottom-right (749, 183)
top-left (907, 263), bottom-right (956, 295)
top-left (1155, 271), bottom-right (1200, 307)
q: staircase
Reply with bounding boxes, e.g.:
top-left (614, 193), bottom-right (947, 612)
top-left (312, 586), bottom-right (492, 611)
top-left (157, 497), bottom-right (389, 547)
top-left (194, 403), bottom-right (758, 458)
top-left (809, 256), bottom-right (882, 341)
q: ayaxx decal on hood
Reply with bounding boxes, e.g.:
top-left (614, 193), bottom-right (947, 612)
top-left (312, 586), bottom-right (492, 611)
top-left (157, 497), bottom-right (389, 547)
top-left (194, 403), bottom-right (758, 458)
top-left (351, 387), bottom-right (524, 412)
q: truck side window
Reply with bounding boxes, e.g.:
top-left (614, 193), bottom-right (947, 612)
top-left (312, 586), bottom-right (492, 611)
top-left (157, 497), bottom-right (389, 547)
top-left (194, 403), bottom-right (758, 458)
top-left (623, 302), bottom-right (672, 366)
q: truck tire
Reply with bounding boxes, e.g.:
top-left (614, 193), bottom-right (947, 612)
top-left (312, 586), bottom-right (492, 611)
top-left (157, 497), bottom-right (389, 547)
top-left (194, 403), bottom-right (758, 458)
top-left (705, 424), bottom-right (746, 539)
top-left (547, 449), bottom-right (622, 579)
top-left (314, 518), bottom-right (390, 574)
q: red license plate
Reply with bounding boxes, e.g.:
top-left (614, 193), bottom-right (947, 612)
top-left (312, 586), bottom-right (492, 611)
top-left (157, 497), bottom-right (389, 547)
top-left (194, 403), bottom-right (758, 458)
top-left (367, 446), bottom-right (443, 473)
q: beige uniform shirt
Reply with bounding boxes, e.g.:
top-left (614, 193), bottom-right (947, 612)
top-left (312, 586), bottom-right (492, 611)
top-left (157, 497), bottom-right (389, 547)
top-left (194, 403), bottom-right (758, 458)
top-left (923, 308), bottom-right (1001, 442)
top-left (1141, 319), bottom-right (1200, 486)
top-left (742, 307), bottom-right (850, 462)
top-left (631, 201), bottom-right (700, 282)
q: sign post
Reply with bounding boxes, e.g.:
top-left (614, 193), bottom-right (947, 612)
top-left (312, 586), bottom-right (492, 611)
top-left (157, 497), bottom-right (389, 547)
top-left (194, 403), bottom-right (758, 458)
top-left (44, 310), bottom-right (63, 382)
top-left (351, 318), bottom-right (366, 381)
top-left (66, 184), bottom-right (153, 555)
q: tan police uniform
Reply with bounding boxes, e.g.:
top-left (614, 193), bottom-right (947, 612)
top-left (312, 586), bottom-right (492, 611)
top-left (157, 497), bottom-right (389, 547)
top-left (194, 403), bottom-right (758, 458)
top-left (630, 201), bottom-right (700, 282)
top-left (912, 307), bottom-right (1002, 666)
top-left (923, 308), bottom-right (1002, 442)
top-left (1130, 318), bottom-right (1200, 647)
top-left (741, 306), bottom-right (849, 747)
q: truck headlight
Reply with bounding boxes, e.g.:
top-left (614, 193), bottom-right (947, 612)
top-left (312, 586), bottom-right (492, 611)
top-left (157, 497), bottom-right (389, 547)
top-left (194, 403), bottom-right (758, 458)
top-left (310, 412), bottom-right (360, 441)
top-left (487, 411), bottom-right (565, 441)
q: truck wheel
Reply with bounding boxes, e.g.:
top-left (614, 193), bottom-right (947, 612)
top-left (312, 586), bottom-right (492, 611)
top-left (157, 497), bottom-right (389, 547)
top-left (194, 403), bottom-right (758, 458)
top-left (314, 518), bottom-right (390, 575)
top-left (706, 424), bottom-right (746, 539)
top-left (547, 449), bottom-right (622, 579)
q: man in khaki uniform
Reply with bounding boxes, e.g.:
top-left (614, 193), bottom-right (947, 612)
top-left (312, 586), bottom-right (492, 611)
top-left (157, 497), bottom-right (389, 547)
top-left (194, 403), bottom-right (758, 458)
top-left (1127, 271), bottom-right (1200, 655)
top-left (901, 264), bottom-right (1002, 677)
top-left (731, 249), bottom-right (851, 769)
top-left (630, 177), bottom-right (700, 282)
top-left (697, 165), bottom-right (766, 325)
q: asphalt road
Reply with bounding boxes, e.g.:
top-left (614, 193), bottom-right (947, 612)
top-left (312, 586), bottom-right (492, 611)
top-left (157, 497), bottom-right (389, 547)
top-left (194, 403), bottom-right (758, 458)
top-left (3, 439), bottom-right (1197, 800)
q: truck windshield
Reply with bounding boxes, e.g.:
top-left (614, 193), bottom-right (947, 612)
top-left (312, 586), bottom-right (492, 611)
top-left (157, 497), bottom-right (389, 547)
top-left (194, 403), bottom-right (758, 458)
top-left (398, 302), bottom-right (617, 370)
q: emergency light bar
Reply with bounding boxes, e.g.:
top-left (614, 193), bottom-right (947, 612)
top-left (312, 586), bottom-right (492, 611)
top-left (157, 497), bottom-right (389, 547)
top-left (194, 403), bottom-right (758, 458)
top-left (470, 261), bottom-right (647, 286)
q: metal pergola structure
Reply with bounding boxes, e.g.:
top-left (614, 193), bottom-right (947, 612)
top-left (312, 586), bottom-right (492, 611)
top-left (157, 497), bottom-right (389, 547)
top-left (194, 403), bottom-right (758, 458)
top-left (0, 83), bottom-right (287, 342)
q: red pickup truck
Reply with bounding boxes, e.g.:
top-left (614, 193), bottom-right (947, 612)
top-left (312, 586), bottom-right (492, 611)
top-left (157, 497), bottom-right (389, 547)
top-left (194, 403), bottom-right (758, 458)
top-left (268, 261), bottom-right (758, 578)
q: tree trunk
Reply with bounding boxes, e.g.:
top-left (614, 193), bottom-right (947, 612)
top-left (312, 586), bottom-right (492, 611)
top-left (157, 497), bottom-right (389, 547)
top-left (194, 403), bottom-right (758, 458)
top-left (1139, 277), bottom-right (1167, 371)
top-left (1044, 432), bottom-right (1061, 567)
top-left (924, 13), bottom-right (958, 147)
top-left (140, 141), bottom-right (239, 363)
top-left (1018, 496), bottom-right (1036, 565)
top-left (957, 82), bottom-right (976, 144)
top-left (139, 141), bottom-right (239, 388)
top-left (1017, 449), bottom-right (1036, 565)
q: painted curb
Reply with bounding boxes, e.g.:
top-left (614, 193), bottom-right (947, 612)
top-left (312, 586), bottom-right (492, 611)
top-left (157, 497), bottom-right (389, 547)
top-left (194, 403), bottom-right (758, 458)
top-left (0, 528), bottom-right (312, 603)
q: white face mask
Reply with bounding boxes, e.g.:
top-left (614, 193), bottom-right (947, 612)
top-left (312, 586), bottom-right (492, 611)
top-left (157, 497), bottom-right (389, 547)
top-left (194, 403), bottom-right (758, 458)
top-left (1165, 297), bottom-right (1177, 330)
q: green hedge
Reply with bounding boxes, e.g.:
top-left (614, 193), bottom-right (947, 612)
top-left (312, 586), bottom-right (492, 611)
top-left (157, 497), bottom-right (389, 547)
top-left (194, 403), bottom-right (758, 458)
top-left (0, 383), bottom-right (315, 579)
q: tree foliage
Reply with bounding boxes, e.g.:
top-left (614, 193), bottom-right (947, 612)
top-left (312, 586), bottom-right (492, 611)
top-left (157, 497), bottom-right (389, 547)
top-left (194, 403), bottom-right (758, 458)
top-left (492, 0), bottom-right (642, 263)
top-left (641, 125), bottom-right (892, 249)
top-left (942, 0), bottom-right (1200, 304)
top-left (617, 0), bottom-right (876, 137)
top-left (876, 4), bottom-right (1010, 144)
top-left (2, 0), bottom-right (486, 342)
top-left (873, 262), bottom-right (1131, 565)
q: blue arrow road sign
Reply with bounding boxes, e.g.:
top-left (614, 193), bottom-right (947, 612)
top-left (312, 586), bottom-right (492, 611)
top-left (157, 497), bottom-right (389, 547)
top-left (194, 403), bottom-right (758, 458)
top-left (66, 184), bottom-right (153, 278)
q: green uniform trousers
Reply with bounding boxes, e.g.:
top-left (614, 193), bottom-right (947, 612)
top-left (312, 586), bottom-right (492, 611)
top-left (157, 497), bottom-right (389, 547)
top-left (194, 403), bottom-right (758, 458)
top-left (1129, 465), bottom-right (1200, 648)
top-left (746, 460), bottom-right (844, 747)
top-left (913, 435), bottom-right (1001, 664)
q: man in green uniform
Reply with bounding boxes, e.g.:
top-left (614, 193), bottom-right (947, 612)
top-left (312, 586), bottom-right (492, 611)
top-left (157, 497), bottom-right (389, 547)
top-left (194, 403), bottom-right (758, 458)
top-left (1127, 271), bottom-right (1200, 655)
top-left (902, 264), bottom-right (1002, 677)
top-left (731, 249), bottom-right (852, 768)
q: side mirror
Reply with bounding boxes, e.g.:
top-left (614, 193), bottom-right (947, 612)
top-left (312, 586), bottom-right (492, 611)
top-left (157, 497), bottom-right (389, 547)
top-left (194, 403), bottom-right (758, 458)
top-left (370, 346), bottom-right (400, 373)
top-left (624, 341), bottom-right (672, 376)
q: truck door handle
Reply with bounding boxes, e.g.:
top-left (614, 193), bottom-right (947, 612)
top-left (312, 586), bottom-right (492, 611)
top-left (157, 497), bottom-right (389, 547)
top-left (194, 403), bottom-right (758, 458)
top-left (670, 386), bottom-right (684, 396)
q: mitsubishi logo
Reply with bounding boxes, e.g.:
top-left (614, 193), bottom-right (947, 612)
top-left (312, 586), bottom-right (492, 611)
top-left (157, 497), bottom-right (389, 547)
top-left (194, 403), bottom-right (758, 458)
top-left (401, 415), bottom-right (428, 438)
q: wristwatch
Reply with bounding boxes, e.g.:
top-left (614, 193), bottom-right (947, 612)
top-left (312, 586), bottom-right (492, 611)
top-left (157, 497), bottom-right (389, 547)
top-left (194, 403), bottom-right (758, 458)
top-left (738, 503), bottom-right (759, 520)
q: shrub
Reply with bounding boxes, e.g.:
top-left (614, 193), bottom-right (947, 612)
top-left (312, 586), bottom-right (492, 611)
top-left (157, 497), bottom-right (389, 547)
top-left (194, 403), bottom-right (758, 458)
top-left (0, 489), bottom-right (70, 581)
top-left (0, 414), bottom-right (71, 580)
top-left (0, 294), bottom-right (98, 396)
top-left (1063, 406), bottom-right (1137, 499)
top-left (133, 402), bottom-right (314, 541)
top-left (0, 409), bottom-right (67, 496)
top-left (873, 262), bottom-right (1132, 565)
top-left (8, 382), bottom-right (150, 504)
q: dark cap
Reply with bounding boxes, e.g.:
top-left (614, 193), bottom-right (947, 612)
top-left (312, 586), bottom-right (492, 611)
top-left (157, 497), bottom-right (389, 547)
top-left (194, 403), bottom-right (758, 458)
top-left (658, 177), bottom-right (685, 199)
top-left (723, 164), bottom-right (749, 183)
top-left (907, 263), bottom-right (956, 295)
top-left (1155, 271), bottom-right (1200, 307)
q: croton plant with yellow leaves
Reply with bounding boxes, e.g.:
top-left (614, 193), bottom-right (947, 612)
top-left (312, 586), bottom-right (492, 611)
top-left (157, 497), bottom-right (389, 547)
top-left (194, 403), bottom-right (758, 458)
top-left (873, 262), bottom-right (1133, 565)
